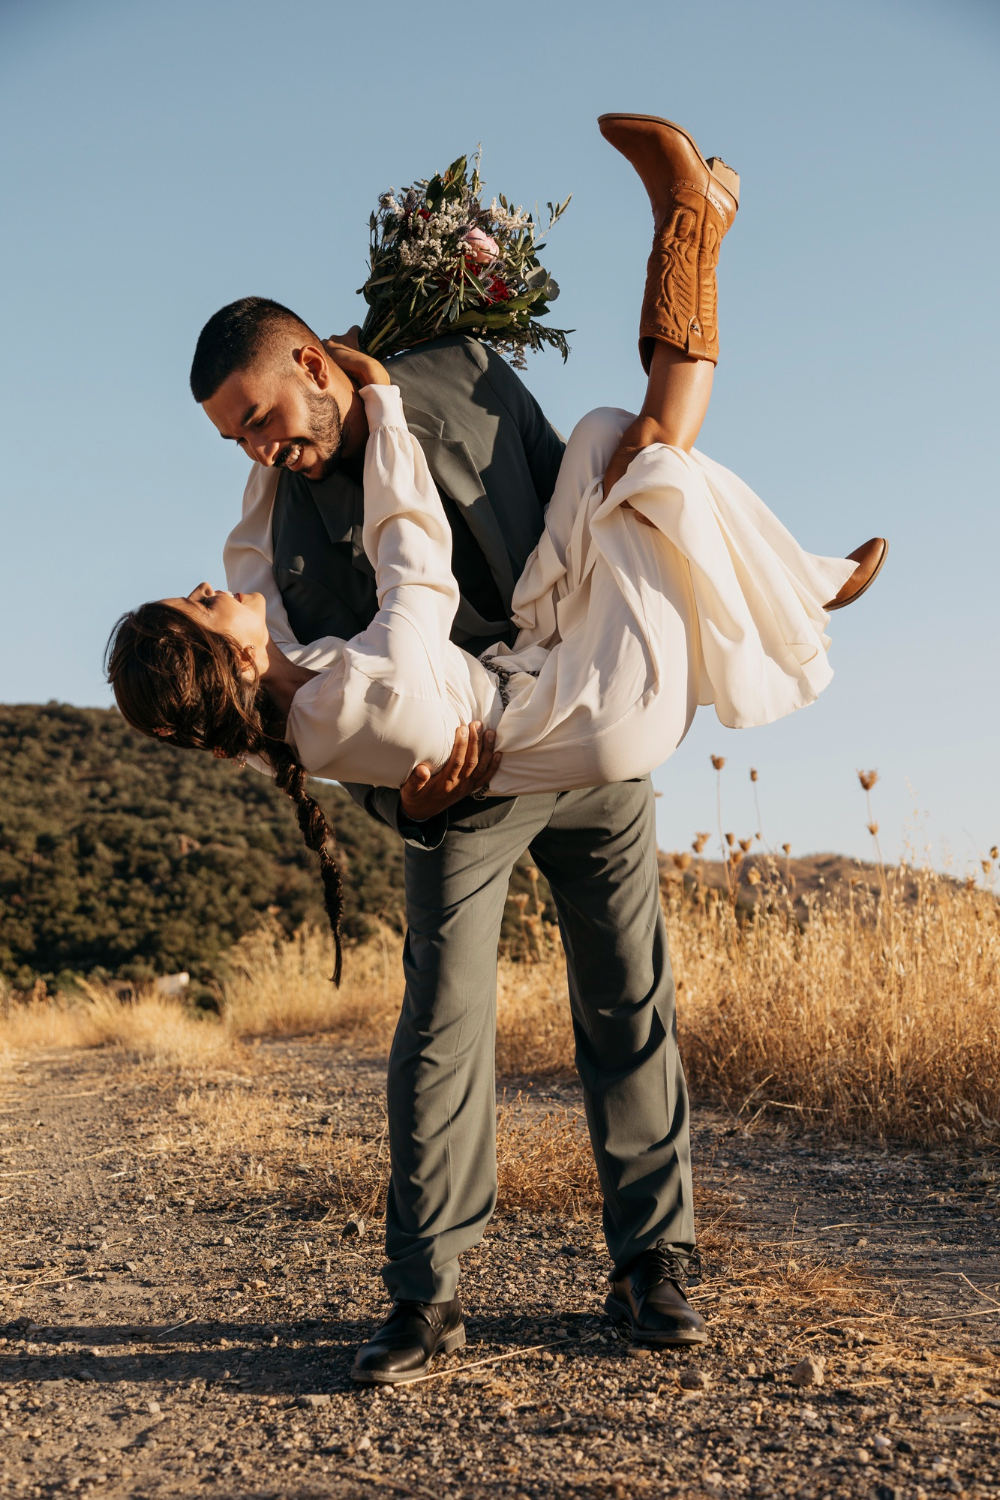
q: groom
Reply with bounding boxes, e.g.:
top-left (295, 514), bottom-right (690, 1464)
top-left (190, 296), bottom-right (706, 1379)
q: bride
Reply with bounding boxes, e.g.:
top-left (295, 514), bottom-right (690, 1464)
top-left (106, 116), bottom-right (885, 976)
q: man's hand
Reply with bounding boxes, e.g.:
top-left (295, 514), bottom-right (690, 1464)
top-left (400, 723), bottom-right (501, 821)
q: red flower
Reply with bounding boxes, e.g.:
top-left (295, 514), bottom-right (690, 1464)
top-left (486, 276), bottom-right (511, 303)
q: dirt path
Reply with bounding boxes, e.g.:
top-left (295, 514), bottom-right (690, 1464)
top-left (1, 1041), bottom-right (998, 1499)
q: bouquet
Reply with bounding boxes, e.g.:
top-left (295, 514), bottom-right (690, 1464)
top-left (358, 153), bottom-right (572, 369)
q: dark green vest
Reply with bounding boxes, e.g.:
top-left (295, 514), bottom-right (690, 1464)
top-left (271, 335), bottom-right (566, 660)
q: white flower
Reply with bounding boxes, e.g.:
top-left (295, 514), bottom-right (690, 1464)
top-left (488, 197), bottom-right (532, 233)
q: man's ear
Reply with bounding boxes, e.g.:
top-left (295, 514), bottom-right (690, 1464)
top-left (293, 341), bottom-right (331, 391)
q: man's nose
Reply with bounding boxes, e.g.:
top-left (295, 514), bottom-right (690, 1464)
top-left (245, 435), bottom-right (282, 467)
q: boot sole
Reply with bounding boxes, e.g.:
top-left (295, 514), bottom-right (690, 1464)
top-left (597, 112), bottom-right (740, 207)
top-left (605, 1294), bottom-right (708, 1346)
top-left (825, 537), bottom-right (889, 610)
top-left (351, 1323), bottom-right (466, 1385)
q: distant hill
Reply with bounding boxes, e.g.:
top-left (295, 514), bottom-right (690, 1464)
top-left (656, 846), bottom-right (930, 917)
top-left (0, 703), bottom-right (407, 988)
top-left (0, 703), bottom-right (550, 990)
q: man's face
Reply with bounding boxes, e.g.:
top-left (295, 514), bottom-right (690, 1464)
top-left (202, 341), bottom-right (355, 481)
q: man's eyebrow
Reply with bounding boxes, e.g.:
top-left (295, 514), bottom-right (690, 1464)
top-left (240, 403), bottom-right (259, 428)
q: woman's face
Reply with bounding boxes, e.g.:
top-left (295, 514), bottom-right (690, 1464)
top-left (162, 583), bottom-right (269, 664)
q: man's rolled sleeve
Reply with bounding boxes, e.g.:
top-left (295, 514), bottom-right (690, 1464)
top-left (341, 782), bottom-right (449, 851)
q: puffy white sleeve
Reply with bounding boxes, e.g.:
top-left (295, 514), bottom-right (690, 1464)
top-left (285, 384), bottom-right (468, 787)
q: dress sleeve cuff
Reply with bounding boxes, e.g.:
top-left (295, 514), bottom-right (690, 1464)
top-left (360, 383), bottom-right (407, 429)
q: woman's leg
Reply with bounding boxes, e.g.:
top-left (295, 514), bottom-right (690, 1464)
top-left (604, 344), bottom-right (714, 494)
top-left (595, 114), bottom-right (738, 500)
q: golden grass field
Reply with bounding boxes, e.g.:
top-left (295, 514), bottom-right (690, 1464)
top-left (3, 842), bottom-right (998, 1152)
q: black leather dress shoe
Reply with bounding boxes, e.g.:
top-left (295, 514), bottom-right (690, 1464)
top-left (606, 1246), bottom-right (707, 1346)
top-left (351, 1297), bottom-right (465, 1384)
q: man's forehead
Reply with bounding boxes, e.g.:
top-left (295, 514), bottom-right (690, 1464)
top-left (204, 364), bottom-right (279, 431)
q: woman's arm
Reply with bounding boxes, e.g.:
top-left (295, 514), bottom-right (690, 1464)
top-left (351, 383), bottom-right (461, 682)
top-left (285, 384), bottom-right (476, 787)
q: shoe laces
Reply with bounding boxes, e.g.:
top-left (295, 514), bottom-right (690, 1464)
top-left (631, 1244), bottom-right (702, 1296)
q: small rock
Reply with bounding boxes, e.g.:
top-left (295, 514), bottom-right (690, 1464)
top-left (356, 1434), bottom-right (372, 1451)
top-left (855, 1447), bottom-right (871, 1464)
top-left (145, 1399), bottom-right (160, 1414)
top-left (625, 1345), bottom-right (652, 1359)
top-left (124, 1262), bottom-right (138, 1274)
top-left (872, 1434), bottom-right (893, 1456)
top-left (679, 1367), bottom-right (709, 1390)
top-left (297, 1394), bottom-right (331, 1408)
top-left (223, 1236), bottom-right (233, 1246)
top-left (874, 1485), bottom-right (902, 1500)
top-left (790, 1355), bottom-right (825, 1387)
top-left (342, 1217), bottom-right (366, 1239)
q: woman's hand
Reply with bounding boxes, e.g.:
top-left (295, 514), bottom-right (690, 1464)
top-left (400, 722), bottom-right (500, 821)
top-left (323, 328), bottom-right (391, 388)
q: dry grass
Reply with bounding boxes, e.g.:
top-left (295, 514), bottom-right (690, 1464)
top-left (3, 855), bottom-right (999, 1147)
top-left (222, 921), bottom-right (403, 1043)
top-left (665, 862), bottom-right (1000, 1145)
top-left (0, 980), bottom-right (233, 1066)
top-left (495, 1098), bottom-right (599, 1214)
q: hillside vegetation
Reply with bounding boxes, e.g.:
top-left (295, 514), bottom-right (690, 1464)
top-left (0, 702), bottom-right (408, 988)
top-left (1, 703), bottom-right (552, 989)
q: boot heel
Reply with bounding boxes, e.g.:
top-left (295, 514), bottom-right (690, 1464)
top-left (440, 1325), bottom-right (466, 1355)
top-left (706, 157), bottom-right (740, 206)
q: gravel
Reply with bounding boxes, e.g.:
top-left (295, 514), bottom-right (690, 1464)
top-left (0, 1040), bottom-right (998, 1498)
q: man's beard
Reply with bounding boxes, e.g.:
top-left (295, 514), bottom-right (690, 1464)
top-left (277, 390), bottom-right (345, 480)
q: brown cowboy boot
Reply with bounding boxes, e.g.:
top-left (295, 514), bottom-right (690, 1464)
top-left (598, 113), bottom-right (739, 371)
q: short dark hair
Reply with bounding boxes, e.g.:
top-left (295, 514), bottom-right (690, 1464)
top-left (189, 296), bottom-right (319, 403)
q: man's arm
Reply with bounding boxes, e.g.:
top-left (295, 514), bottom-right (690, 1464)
top-left (342, 722), bottom-right (500, 850)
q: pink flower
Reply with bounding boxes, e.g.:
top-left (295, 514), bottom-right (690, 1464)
top-left (462, 227), bottom-right (500, 265)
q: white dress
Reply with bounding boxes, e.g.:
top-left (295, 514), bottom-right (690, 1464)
top-left (286, 384), bottom-right (855, 796)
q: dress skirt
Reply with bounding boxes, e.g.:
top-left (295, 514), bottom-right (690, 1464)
top-left (482, 407), bottom-right (856, 796)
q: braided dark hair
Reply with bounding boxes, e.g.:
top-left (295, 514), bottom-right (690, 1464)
top-left (105, 602), bottom-right (344, 983)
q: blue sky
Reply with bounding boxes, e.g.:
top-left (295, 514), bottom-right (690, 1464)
top-left (1, 0), bottom-right (997, 866)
